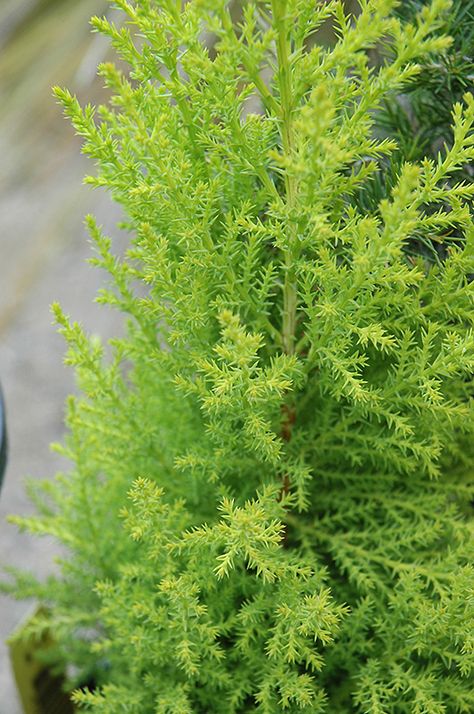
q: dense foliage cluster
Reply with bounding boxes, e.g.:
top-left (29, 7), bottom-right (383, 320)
top-left (3, 1), bottom-right (474, 712)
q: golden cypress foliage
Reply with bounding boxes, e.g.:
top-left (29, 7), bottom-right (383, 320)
top-left (3, 2), bottom-right (474, 712)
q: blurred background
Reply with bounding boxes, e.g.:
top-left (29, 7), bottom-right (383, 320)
top-left (0, 2), bottom-right (123, 710)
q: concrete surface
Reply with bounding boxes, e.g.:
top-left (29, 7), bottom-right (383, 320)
top-left (0, 159), bottom-right (123, 713)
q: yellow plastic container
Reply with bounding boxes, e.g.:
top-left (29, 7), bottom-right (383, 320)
top-left (9, 606), bottom-right (75, 714)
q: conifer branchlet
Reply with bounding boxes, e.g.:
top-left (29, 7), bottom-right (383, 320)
top-left (2, 1), bottom-right (474, 712)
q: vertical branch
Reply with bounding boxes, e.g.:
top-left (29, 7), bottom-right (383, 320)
top-left (272, 0), bottom-right (299, 519)
top-left (271, 0), bottom-right (298, 358)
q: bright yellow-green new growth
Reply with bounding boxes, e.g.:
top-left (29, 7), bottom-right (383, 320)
top-left (3, 1), bottom-right (474, 712)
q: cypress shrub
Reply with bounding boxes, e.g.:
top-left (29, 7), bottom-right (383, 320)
top-left (3, 1), bottom-right (474, 712)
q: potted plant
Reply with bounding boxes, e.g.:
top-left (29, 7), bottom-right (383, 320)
top-left (3, 0), bottom-right (473, 712)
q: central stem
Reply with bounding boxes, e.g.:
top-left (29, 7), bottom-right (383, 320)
top-left (272, 0), bottom-right (297, 356)
top-left (272, 1), bottom-right (299, 525)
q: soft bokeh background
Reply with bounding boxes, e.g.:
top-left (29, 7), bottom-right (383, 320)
top-left (0, 2), bottom-right (123, 710)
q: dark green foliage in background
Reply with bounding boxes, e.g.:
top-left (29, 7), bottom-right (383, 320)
top-left (2, 1), bottom-right (474, 712)
top-left (390, 0), bottom-right (474, 154)
top-left (356, 0), bottom-right (474, 266)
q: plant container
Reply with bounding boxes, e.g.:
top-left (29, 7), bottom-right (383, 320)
top-left (9, 607), bottom-right (75, 714)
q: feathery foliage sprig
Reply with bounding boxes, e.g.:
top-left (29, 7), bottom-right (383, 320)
top-left (3, 1), bottom-right (474, 712)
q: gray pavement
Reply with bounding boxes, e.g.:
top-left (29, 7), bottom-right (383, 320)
top-left (0, 166), bottom-right (123, 713)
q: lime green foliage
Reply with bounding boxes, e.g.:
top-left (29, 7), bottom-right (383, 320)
top-left (3, 1), bottom-right (474, 712)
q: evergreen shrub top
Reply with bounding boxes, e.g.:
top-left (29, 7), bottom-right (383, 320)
top-left (3, 1), bottom-right (474, 712)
